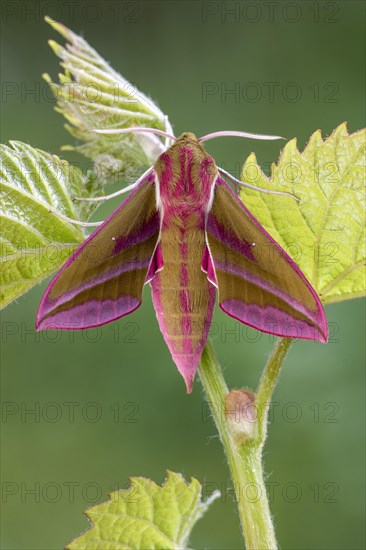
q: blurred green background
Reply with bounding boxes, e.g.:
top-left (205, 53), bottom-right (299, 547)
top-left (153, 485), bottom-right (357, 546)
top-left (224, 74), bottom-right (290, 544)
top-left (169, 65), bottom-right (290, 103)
top-left (1, 1), bottom-right (365, 549)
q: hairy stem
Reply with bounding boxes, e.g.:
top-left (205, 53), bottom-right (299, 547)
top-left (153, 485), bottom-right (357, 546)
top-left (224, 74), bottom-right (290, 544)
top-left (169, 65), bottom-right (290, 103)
top-left (256, 338), bottom-right (293, 445)
top-left (198, 338), bottom-right (293, 549)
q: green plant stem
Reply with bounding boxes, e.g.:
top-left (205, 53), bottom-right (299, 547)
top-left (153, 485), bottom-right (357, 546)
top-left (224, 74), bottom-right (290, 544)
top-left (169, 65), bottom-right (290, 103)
top-left (256, 338), bottom-right (293, 445)
top-left (198, 338), bottom-right (293, 549)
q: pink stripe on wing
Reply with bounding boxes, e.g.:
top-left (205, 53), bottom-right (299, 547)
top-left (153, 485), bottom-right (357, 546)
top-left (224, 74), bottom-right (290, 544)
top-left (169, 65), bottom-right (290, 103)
top-left (214, 259), bottom-right (321, 324)
top-left (38, 296), bottom-right (140, 330)
top-left (42, 259), bottom-right (150, 311)
top-left (208, 215), bottom-right (255, 260)
top-left (221, 300), bottom-right (326, 342)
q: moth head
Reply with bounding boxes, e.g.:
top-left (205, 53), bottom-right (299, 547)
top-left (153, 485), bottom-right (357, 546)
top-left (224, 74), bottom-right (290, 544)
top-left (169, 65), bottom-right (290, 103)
top-left (176, 132), bottom-right (199, 143)
top-left (172, 132), bottom-right (207, 155)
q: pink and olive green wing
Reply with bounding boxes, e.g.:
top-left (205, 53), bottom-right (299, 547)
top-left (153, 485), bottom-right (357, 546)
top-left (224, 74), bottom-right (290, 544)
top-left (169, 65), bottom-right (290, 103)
top-left (36, 172), bottom-right (160, 330)
top-left (205, 177), bottom-right (327, 341)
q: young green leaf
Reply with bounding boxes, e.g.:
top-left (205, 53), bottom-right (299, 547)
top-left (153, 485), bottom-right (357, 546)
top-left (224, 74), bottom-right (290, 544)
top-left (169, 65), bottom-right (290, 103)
top-left (67, 471), bottom-right (219, 550)
top-left (0, 141), bottom-right (101, 308)
top-left (44, 16), bottom-right (172, 183)
top-left (240, 123), bottom-right (366, 304)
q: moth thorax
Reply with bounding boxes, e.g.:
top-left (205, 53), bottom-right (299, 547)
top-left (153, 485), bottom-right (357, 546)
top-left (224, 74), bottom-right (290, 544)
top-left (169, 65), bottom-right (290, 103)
top-left (155, 140), bottom-right (218, 209)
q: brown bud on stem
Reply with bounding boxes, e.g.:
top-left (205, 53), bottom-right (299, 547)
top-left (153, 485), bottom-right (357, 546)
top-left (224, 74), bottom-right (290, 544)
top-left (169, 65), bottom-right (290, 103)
top-left (225, 389), bottom-right (257, 443)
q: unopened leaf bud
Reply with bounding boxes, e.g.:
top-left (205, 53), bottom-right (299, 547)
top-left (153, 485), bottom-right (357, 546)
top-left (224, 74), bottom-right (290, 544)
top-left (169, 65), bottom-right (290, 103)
top-left (225, 389), bottom-right (257, 442)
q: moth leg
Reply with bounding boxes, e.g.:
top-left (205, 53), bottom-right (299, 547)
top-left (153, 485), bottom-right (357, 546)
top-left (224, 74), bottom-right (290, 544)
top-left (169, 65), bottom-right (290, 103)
top-left (48, 208), bottom-right (103, 227)
top-left (218, 167), bottom-right (299, 200)
top-left (73, 167), bottom-right (154, 203)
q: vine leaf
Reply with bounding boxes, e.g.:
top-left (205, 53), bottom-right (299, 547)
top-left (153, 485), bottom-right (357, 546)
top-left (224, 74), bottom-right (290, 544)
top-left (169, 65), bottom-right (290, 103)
top-left (240, 123), bottom-right (366, 304)
top-left (66, 471), bottom-right (219, 550)
top-left (0, 141), bottom-right (101, 308)
top-left (44, 16), bottom-right (171, 183)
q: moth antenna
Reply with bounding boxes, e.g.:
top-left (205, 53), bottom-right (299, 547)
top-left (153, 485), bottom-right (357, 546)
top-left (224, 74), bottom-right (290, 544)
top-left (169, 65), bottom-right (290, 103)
top-left (91, 127), bottom-right (177, 142)
top-left (199, 130), bottom-right (285, 142)
top-left (48, 208), bottom-right (103, 227)
top-left (218, 167), bottom-right (299, 201)
top-left (74, 167), bottom-right (154, 203)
